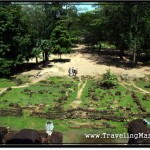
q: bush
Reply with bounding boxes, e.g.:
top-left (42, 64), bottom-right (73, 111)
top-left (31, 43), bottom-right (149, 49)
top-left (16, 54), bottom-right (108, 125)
top-left (9, 102), bottom-right (20, 108)
top-left (23, 88), bottom-right (30, 93)
top-left (6, 87), bottom-right (12, 91)
top-left (40, 80), bottom-right (48, 84)
top-left (101, 69), bottom-right (118, 89)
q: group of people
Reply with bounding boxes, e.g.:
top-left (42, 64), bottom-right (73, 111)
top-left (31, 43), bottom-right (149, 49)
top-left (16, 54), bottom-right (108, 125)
top-left (68, 67), bottom-right (78, 77)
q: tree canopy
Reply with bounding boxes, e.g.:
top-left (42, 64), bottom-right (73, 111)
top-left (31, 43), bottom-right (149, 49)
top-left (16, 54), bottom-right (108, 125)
top-left (50, 21), bottom-right (72, 59)
top-left (0, 2), bottom-right (150, 76)
top-left (0, 3), bottom-right (33, 75)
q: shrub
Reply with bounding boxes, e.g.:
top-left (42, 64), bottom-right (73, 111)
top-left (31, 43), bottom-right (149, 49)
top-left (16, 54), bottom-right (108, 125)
top-left (100, 69), bottom-right (118, 89)
top-left (60, 89), bottom-right (66, 94)
top-left (23, 88), bottom-right (30, 93)
top-left (6, 87), bottom-right (12, 91)
top-left (142, 94), bottom-right (150, 101)
top-left (16, 78), bottom-right (23, 85)
top-left (9, 102), bottom-right (20, 108)
top-left (40, 80), bottom-right (48, 84)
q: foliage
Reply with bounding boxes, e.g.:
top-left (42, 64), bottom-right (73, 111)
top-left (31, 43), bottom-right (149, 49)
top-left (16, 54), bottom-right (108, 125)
top-left (78, 12), bottom-right (98, 46)
top-left (31, 47), bottom-right (41, 58)
top-left (40, 40), bottom-right (51, 52)
top-left (0, 59), bottom-right (14, 75)
top-left (0, 4), bottom-right (34, 75)
top-left (50, 21), bottom-right (72, 59)
top-left (78, 2), bottom-right (150, 65)
top-left (0, 2), bottom-right (150, 76)
top-left (101, 69), bottom-right (118, 89)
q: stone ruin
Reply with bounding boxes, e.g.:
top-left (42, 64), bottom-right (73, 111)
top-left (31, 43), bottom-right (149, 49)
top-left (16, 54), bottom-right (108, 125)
top-left (0, 128), bottom-right (63, 144)
top-left (128, 119), bottom-right (150, 144)
top-left (0, 108), bottom-right (22, 117)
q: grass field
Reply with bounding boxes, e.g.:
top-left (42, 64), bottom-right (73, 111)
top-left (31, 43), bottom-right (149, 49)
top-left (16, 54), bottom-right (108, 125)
top-left (0, 78), bottom-right (17, 88)
top-left (134, 79), bottom-right (150, 92)
top-left (0, 76), bottom-right (79, 111)
top-left (0, 75), bottom-right (150, 143)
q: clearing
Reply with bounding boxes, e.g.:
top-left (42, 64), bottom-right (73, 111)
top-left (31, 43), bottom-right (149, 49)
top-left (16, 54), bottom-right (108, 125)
top-left (19, 44), bottom-right (150, 83)
top-left (0, 44), bottom-right (150, 144)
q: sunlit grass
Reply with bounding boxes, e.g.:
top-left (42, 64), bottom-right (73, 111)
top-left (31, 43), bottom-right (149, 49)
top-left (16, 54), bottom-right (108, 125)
top-left (0, 78), bottom-right (17, 88)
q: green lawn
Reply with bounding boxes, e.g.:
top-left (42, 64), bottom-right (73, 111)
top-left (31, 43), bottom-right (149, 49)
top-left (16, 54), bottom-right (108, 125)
top-left (0, 76), bottom-right (79, 111)
top-left (0, 78), bottom-right (17, 88)
top-left (134, 79), bottom-right (150, 92)
top-left (81, 79), bottom-right (141, 115)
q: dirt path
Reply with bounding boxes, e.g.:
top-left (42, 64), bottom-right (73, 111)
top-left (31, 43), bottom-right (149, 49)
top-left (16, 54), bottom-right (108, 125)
top-left (0, 88), bottom-right (7, 94)
top-left (70, 78), bottom-right (87, 109)
top-left (131, 83), bottom-right (150, 94)
top-left (0, 73), bottom-right (51, 94)
top-left (130, 81), bottom-right (150, 94)
top-left (76, 79), bottom-right (87, 99)
top-left (119, 81), bottom-right (150, 94)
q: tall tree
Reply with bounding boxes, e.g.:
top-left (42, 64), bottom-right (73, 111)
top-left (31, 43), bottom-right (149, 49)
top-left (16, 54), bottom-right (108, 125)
top-left (0, 3), bottom-right (33, 75)
top-left (128, 2), bottom-right (150, 67)
top-left (63, 3), bottom-right (80, 44)
top-left (50, 21), bottom-right (72, 59)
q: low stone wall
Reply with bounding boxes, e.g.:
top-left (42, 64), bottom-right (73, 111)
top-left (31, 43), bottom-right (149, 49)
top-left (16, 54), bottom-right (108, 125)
top-left (31, 112), bottom-right (66, 119)
top-left (88, 114), bottom-right (126, 122)
top-left (131, 92), bottom-right (146, 112)
top-left (0, 108), bottom-right (22, 117)
top-left (66, 107), bottom-right (112, 114)
top-left (31, 108), bottom-right (126, 122)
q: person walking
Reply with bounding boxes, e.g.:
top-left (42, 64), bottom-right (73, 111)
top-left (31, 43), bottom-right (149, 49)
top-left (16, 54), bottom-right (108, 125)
top-left (68, 67), bottom-right (73, 77)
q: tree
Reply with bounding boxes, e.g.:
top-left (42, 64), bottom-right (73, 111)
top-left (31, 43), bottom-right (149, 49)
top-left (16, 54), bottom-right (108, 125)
top-left (31, 47), bottom-right (42, 68)
top-left (94, 3), bottom-right (131, 59)
top-left (0, 3), bottom-right (33, 76)
top-left (22, 3), bottom-right (46, 64)
top-left (78, 11), bottom-right (97, 46)
top-left (128, 2), bottom-right (150, 67)
top-left (23, 2), bottom-right (64, 64)
top-left (63, 3), bottom-right (80, 44)
top-left (91, 2), bottom-right (150, 65)
top-left (40, 39), bottom-right (51, 66)
top-left (50, 21), bottom-right (72, 59)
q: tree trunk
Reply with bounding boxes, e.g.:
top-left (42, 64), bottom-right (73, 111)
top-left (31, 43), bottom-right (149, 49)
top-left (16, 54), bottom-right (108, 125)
top-left (45, 51), bottom-right (49, 61)
top-left (35, 56), bottom-right (39, 69)
top-left (132, 49), bottom-right (137, 68)
top-left (42, 52), bottom-right (45, 62)
top-left (120, 49), bottom-right (124, 59)
top-left (43, 51), bottom-right (49, 67)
